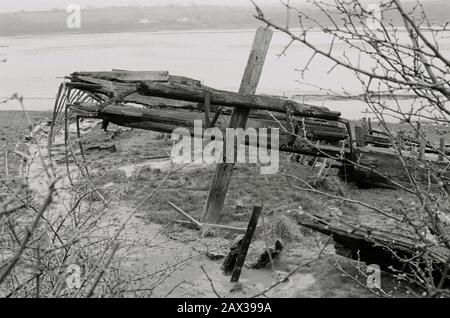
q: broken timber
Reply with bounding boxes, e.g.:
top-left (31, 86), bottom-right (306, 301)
top-left (295, 212), bottom-right (450, 282)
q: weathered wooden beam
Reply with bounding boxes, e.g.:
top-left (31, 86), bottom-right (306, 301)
top-left (72, 70), bottom-right (170, 82)
top-left (202, 27), bottom-right (273, 224)
top-left (137, 81), bottom-right (340, 120)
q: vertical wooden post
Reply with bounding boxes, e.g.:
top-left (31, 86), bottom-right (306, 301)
top-left (361, 118), bottom-right (369, 136)
top-left (201, 27), bottom-right (273, 223)
top-left (4, 149), bottom-right (8, 177)
top-left (368, 118), bottom-right (373, 135)
top-left (438, 136), bottom-right (445, 161)
top-left (416, 122), bottom-right (421, 140)
top-left (395, 131), bottom-right (404, 150)
top-left (204, 92), bottom-right (211, 128)
top-left (419, 138), bottom-right (426, 159)
top-left (355, 126), bottom-right (364, 147)
top-left (231, 206), bottom-right (262, 283)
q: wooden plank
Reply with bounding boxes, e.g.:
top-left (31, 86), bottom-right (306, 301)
top-left (363, 134), bottom-right (391, 145)
top-left (202, 27), bottom-right (273, 224)
top-left (231, 206), bottom-right (262, 283)
top-left (73, 70), bottom-right (170, 82)
top-left (73, 75), bottom-right (133, 95)
top-left (168, 202), bottom-right (247, 232)
top-left (168, 201), bottom-right (203, 229)
top-left (124, 94), bottom-right (200, 109)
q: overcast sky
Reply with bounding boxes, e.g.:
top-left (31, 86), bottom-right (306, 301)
top-left (0, 0), bottom-right (436, 13)
top-left (0, 0), bottom-right (273, 12)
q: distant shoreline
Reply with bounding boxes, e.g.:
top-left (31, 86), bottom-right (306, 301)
top-left (0, 25), bottom-right (425, 39)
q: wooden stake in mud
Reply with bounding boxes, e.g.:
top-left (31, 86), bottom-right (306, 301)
top-left (419, 138), bottom-right (426, 159)
top-left (354, 126), bottom-right (364, 147)
top-left (201, 27), bottom-right (273, 223)
top-left (416, 122), bottom-right (421, 140)
top-left (438, 136), bottom-right (445, 161)
top-left (362, 118), bottom-right (369, 136)
top-left (368, 118), bottom-right (373, 135)
top-left (231, 206), bottom-right (262, 283)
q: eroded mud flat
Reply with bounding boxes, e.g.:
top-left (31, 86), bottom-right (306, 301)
top-left (23, 119), bottom-right (405, 297)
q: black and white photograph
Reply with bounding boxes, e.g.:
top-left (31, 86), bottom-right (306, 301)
top-left (0, 0), bottom-right (449, 303)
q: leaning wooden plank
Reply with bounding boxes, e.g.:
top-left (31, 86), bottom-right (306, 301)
top-left (231, 206), bottom-right (262, 282)
top-left (168, 202), bottom-right (247, 233)
top-left (168, 201), bottom-right (203, 229)
top-left (203, 27), bottom-right (273, 224)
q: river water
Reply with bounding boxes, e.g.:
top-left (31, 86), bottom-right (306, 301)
top-left (1, 29), bottom-right (449, 119)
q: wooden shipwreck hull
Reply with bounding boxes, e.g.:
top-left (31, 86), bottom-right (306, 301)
top-left (55, 70), bottom-right (352, 160)
top-left (52, 70), bottom-right (449, 189)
